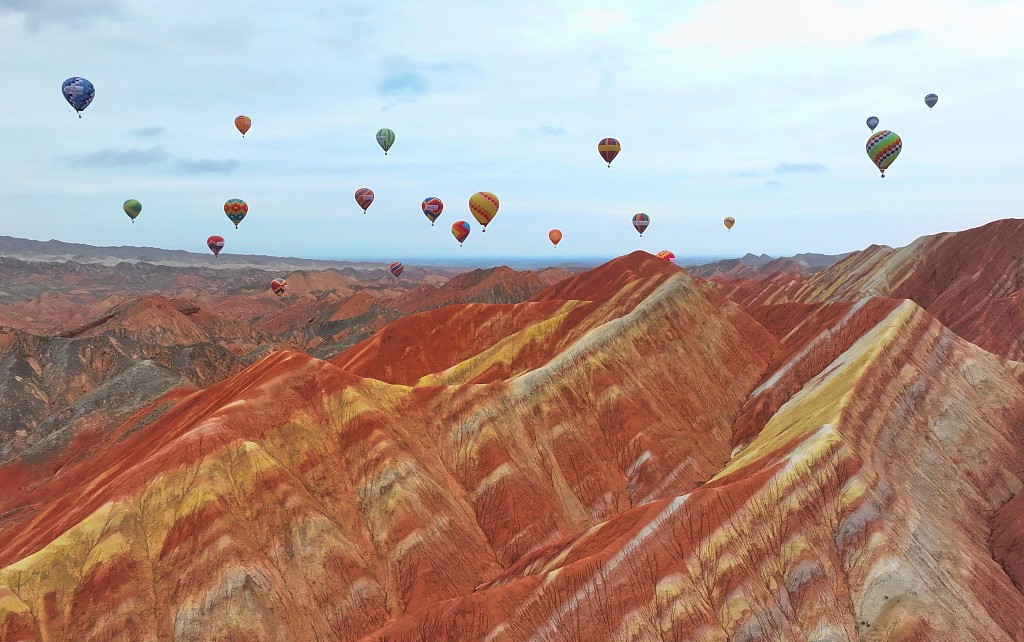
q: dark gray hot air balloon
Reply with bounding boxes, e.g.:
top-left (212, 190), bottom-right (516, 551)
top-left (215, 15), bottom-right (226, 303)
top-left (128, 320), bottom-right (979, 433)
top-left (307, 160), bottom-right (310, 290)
top-left (925, 93), bottom-right (938, 109)
top-left (866, 116), bottom-right (879, 132)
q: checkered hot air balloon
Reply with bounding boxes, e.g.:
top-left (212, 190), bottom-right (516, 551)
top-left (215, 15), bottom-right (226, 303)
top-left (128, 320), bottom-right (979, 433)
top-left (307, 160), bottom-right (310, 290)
top-left (452, 220), bottom-right (471, 246)
top-left (598, 138), bottom-right (620, 167)
top-left (355, 188), bottom-right (374, 212)
top-left (422, 197), bottom-right (443, 226)
top-left (61, 77), bottom-right (95, 118)
top-left (270, 278), bottom-right (287, 296)
top-left (866, 130), bottom-right (902, 178)
top-left (207, 235), bottom-right (225, 257)
top-left (469, 192), bottom-right (499, 231)
top-left (224, 199), bottom-right (248, 227)
top-left (389, 261), bottom-right (404, 277)
top-left (632, 213), bottom-right (650, 237)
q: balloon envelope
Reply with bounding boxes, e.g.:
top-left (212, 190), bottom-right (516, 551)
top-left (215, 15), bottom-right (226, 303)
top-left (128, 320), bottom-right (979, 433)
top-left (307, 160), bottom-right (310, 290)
top-left (632, 213), bottom-right (650, 236)
top-left (422, 197), bottom-right (443, 225)
top-left (723, 216), bottom-right (735, 230)
top-left (123, 199), bottom-right (142, 222)
top-left (270, 278), bottom-right (287, 296)
top-left (224, 199), bottom-right (248, 227)
top-left (469, 192), bottom-right (499, 230)
top-left (656, 250), bottom-right (676, 263)
top-left (61, 77), bottom-right (95, 115)
top-left (598, 138), bottom-right (620, 166)
top-left (925, 93), bottom-right (938, 108)
top-left (389, 261), bottom-right (404, 277)
top-left (866, 116), bottom-right (879, 132)
top-left (376, 128), bottom-right (395, 154)
top-left (452, 220), bottom-right (471, 245)
top-left (549, 229), bottom-right (562, 246)
top-left (866, 130), bottom-right (902, 177)
top-left (355, 188), bottom-right (374, 212)
top-left (207, 235), bottom-right (225, 256)
top-left (235, 115), bottom-right (251, 136)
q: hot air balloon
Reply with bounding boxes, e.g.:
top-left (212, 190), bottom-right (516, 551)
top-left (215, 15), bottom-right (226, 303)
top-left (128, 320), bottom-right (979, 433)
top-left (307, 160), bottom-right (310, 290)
top-left (656, 250), bottom-right (676, 263)
top-left (61, 77), bottom-right (95, 118)
top-left (452, 220), bottom-right (471, 246)
top-left (866, 116), bottom-right (879, 132)
top-left (224, 199), bottom-right (248, 227)
top-left (632, 213), bottom-right (650, 237)
top-left (389, 261), bottom-right (404, 277)
top-left (549, 229), bottom-right (562, 246)
top-left (207, 235), bottom-right (225, 257)
top-left (235, 115), bottom-right (251, 137)
top-left (422, 197), bottom-right (443, 225)
top-left (469, 192), bottom-right (499, 231)
top-left (723, 216), bottom-right (735, 230)
top-left (866, 130), bottom-right (902, 178)
top-left (598, 138), bottom-right (620, 167)
top-left (270, 278), bottom-right (287, 296)
top-left (376, 128), bottom-right (395, 155)
top-left (925, 93), bottom-right (938, 109)
top-left (355, 188), bottom-right (374, 212)
top-left (123, 199), bottom-right (142, 223)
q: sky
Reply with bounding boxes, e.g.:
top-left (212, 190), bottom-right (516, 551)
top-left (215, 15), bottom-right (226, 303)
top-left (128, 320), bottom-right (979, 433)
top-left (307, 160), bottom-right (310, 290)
top-left (1, 0), bottom-right (1022, 263)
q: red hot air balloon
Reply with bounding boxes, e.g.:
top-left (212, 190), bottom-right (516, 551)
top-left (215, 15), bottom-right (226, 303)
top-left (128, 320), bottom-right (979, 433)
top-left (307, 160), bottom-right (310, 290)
top-left (270, 278), bottom-right (287, 296)
top-left (452, 220), bottom-right (471, 246)
top-left (207, 235), bottom-right (225, 257)
top-left (549, 229), bottom-right (562, 246)
top-left (355, 188), bottom-right (374, 212)
top-left (389, 261), bottom-right (404, 277)
top-left (656, 250), bottom-right (676, 263)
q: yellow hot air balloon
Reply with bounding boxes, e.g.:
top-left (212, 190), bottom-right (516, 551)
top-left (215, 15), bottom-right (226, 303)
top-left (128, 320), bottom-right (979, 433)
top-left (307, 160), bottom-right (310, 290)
top-left (469, 192), bottom-right (499, 231)
top-left (723, 217), bottom-right (735, 230)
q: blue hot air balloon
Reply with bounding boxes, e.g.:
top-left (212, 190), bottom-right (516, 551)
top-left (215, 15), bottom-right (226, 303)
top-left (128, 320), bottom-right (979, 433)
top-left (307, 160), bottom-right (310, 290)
top-left (62, 77), bottom-right (95, 118)
top-left (866, 116), bottom-right (879, 132)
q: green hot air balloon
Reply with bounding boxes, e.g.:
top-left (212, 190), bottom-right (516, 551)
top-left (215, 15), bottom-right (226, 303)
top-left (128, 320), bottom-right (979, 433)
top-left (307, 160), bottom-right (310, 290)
top-left (866, 130), bottom-right (902, 178)
top-left (123, 199), bottom-right (142, 223)
top-left (376, 128), bottom-right (395, 155)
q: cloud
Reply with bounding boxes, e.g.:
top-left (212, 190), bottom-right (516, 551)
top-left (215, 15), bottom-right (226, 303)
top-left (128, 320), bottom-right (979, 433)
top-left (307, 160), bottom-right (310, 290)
top-left (130, 126), bottom-right (166, 137)
top-left (176, 158), bottom-right (239, 174)
top-left (774, 162), bottom-right (827, 174)
top-left (377, 56), bottom-right (479, 108)
top-left (62, 145), bottom-right (169, 168)
top-left (867, 28), bottom-right (922, 46)
top-left (0, 0), bottom-right (122, 31)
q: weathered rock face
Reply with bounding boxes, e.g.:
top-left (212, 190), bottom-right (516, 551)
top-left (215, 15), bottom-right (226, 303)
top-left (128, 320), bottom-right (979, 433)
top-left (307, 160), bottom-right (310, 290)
top-left (2, 226), bottom-right (1024, 641)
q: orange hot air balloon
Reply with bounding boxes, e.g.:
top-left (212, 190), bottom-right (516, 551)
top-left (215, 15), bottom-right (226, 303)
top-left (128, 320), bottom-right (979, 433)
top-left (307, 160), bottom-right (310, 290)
top-left (549, 229), bottom-right (562, 246)
top-left (235, 115), bottom-right (251, 137)
top-left (656, 250), bottom-right (676, 263)
top-left (469, 191), bottom-right (499, 231)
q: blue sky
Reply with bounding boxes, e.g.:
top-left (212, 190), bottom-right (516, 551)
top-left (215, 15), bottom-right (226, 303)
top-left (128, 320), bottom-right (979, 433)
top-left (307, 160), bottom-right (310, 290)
top-left (0, 0), bottom-right (1022, 263)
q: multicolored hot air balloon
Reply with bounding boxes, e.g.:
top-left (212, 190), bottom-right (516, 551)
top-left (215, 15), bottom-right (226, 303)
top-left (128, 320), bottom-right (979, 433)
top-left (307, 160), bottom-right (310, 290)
top-left (452, 220), bottom-right (471, 246)
top-left (723, 216), bottom-right (735, 230)
top-left (235, 115), bottom-right (251, 137)
top-left (866, 116), bottom-right (879, 132)
top-left (422, 197), bottom-right (443, 225)
top-left (598, 138), bottom-right (620, 167)
top-left (376, 128), bottom-right (395, 155)
top-left (270, 278), bottom-right (287, 296)
top-left (62, 77), bottom-right (95, 118)
top-left (224, 199), bottom-right (248, 227)
top-left (866, 130), bottom-right (902, 178)
top-left (207, 235), bottom-right (225, 257)
top-left (355, 188), bottom-right (374, 212)
top-left (549, 229), bottom-right (562, 246)
top-left (389, 261), bottom-right (404, 277)
top-left (469, 192), bottom-right (499, 231)
top-left (925, 93), bottom-right (938, 109)
top-left (123, 199), bottom-right (142, 223)
top-left (656, 250), bottom-right (676, 263)
top-left (632, 213), bottom-right (650, 237)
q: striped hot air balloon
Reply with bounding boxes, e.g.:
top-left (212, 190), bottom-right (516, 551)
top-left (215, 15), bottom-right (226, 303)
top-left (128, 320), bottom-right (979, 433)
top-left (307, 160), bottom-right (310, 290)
top-left (389, 261), bottom-right (404, 277)
top-left (598, 137), bottom-right (620, 167)
top-left (376, 128), bottom-right (395, 155)
top-left (355, 188), bottom-right (374, 212)
top-left (866, 130), bottom-right (902, 178)
top-left (422, 197), bottom-right (443, 225)
top-left (632, 213), bottom-right (650, 236)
